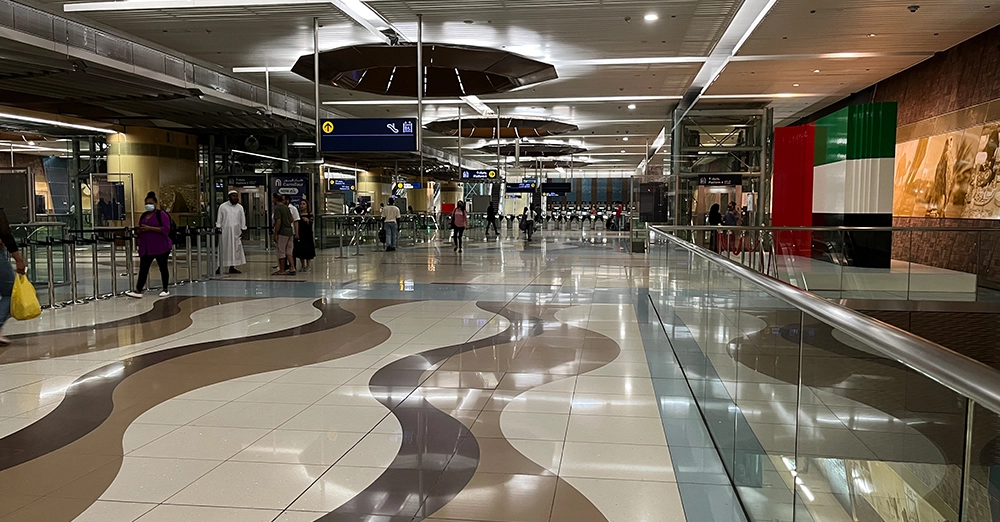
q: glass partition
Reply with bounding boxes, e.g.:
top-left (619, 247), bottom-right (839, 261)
top-left (648, 227), bottom-right (1000, 522)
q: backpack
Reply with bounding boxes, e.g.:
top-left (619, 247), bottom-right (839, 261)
top-left (153, 210), bottom-right (179, 244)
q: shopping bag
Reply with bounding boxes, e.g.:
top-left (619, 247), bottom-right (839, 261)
top-left (11, 274), bottom-right (41, 321)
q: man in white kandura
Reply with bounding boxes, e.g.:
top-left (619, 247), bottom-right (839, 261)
top-left (216, 190), bottom-right (247, 274)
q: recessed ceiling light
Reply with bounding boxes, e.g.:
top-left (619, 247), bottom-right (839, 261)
top-left (867, 33), bottom-right (876, 37)
top-left (813, 69), bottom-right (821, 73)
top-left (623, 137), bottom-right (629, 141)
top-left (793, 83), bottom-right (800, 87)
top-left (644, 13), bottom-right (659, 21)
top-left (620, 150), bottom-right (626, 153)
top-left (628, 104), bottom-right (637, 110)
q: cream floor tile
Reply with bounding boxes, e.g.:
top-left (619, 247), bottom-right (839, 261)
top-left (562, 477), bottom-right (686, 522)
top-left (122, 424), bottom-right (180, 454)
top-left (273, 367), bottom-right (364, 386)
top-left (499, 391), bottom-right (574, 415)
top-left (285, 465), bottom-right (388, 512)
top-left (574, 375), bottom-right (655, 396)
top-left (135, 504), bottom-right (281, 522)
top-left (230, 430), bottom-right (364, 465)
top-left (176, 381), bottom-right (265, 402)
top-left (560, 442), bottom-right (676, 482)
top-left (279, 404), bottom-right (390, 433)
top-left (189, 402), bottom-right (308, 429)
top-left (0, 391), bottom-right (61, 417)
top-left (71, 500), bottom-right (157, 522)
top-left (234, 382), bottom-right (342, 405)
top-left (315, 385), bottom-right (379, 407)
top-left (500, 411), bottom-right (570, 441)
top-left (165, 461), bottom-right (326, 509)
top-left (504, 439), bottom-right (564, 475)
top-left (335, 432), bottom-right (403, 468)
top-left (582, 362), bottom-right (652, 378)
top-left (565, 416), bottom-right (668, 446)
top-left (569, 393), bottom-right (662, 418)
top-left (98, 457), bottom-right (222, 503)
top-left (132, 399), bottom-right (226, 426)
top-left (129, 426), bottom-right (270, 460)
top-left (273, 510), bottom-right (329, 521)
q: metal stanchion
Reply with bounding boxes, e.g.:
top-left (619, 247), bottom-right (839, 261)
top-left (124, 231), bottom-right (135, 293)
top-left (109, 235), bottom-right (119, 296)
top-left (336, 219), bottom-right (347, 259)
top-left (171, 240), bottom-right (180, 286)
top-left (196, 230), bottom-right (204, 281)
top-left (67, 236), bottom-right (81, 305)
top-left (90, 233), bottom-right (99, 301)
top-left (44, 238), bottom-right (59, 309)
top-left (184, 228), bottom-right (194, 283)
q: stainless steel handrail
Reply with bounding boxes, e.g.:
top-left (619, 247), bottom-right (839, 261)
top-left (652, 224), bottom-right (998, 233)
top-left (651, 226), bottom-right (1000, 415)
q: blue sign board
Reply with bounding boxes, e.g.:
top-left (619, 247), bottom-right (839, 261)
top-left (320, 118), bottom-right (417, 153)
top-left (328, 179), bottom-right (355, 191)
top-left (461, 169), bottom-right (501, 181)
top-left (505, 182), bottom-right (537, 193)
top-left (272, 175), bottom-right (310, 206)
top-left (541, 182), bottom-right (572, 194)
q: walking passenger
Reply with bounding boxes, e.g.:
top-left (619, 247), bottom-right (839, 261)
top-left (126, 192), bottom-right (173, 299)
top-left (294, 200), bottom-right (316, 270)
top-left (216, 190), bottom-right (247, 275)
top-left (522, 206), bottom-right (535, 242)
top-left (485, 203), bottom-right (499, 236)
top-left (271, 193), bottom-right (296, 275)
top-left (452, 200), bottom-right (468, 253)
top-left (382, 197), bottom-right (401, 252)
top-left (0, 208), bottom-right (27, 345)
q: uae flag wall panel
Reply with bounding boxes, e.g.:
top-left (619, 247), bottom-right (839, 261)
top-left (812, 102), bottom-right (898, 268)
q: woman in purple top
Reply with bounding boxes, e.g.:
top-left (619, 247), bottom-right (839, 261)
top-left (452, 200), bottom-right (468, 253)
top-left (126, 192), bottom-right (173, 298)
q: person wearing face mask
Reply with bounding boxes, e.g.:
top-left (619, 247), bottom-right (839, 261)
top-left (126, 192), bottom-right (173, 298)
top-left (216, 190), bottom-right (247, 275)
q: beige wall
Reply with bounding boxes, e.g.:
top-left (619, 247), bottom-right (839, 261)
top-left (107, 127), bottom-right (198, 215)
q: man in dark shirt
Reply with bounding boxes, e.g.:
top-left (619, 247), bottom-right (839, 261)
top-left (272, 193), bottom-right (296, 276)
top-left (0, 208), bottom-right (27, 345)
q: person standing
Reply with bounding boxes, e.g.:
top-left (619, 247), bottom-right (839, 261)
top-left (271, 193), bottom-right (296, 276)
top-left (485, 203), bottom-right (499, 236)
top-left (0, 208), bottom-right (27, 345)
top-left (723, 201), bottom-right (741, 226)
top-left (216, 190), bottom-right (247, 275)
top-left (522, 206), bottom-right (535, 242)
top-left (382, 197), bottom-right (401, 252)
top-left (126, 192), bottom-right (173, 299)
top-left (294, 200), bottom-right (316, 270)
top-left (452, 200), bottom-right (468, 253)
top-left (615, 202), bottom-right (624, 231)
top-left (284, 195), bottom-right (301, 240)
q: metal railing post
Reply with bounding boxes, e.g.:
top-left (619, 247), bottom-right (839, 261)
top-left (125, 230), bottom-right (135, 292)
top-left (171, 240), bottom-right (180, 286)
top-left (68, 237), bottom-right (80, 304)
top-left (196, 229), bottom-right (204, 281)
top-left (185, 229), bottom-right (193, 283)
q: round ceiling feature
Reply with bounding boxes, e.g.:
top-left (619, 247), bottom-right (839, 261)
top-left (425, 116), bottom-right (578, 139)
top-left (476, 141), bottom-right (588, 157)
top-left (292, 44), bottom-right (558, 97)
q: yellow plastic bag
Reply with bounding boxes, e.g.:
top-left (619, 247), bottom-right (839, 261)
top-left (11, 274), bottom-right (41, 321)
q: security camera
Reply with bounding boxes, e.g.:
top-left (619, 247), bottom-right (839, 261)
top-left (907, 5), bottom-right (920, 12)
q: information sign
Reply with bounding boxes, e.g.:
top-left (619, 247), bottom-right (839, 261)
top-left (505, 182), bottom-right (537, 193)
top-left (320, 118), bottom-right (417, 153)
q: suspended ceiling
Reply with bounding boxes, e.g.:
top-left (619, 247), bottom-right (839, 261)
top-left (7, 0), bottom-right (1000, 169)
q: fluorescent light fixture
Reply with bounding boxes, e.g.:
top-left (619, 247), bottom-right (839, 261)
top-left (233, 149), bottom-right (289, 162)
top-left (644, 13), bottom-right (659, 21)
top-left (66, 0), bottom-right (330, 12)
top-left (325, 95), bottom-right (683, 106)
top-left (324, 164), bottom-right (366, 173)
top-left (0, 112), bottom-right (117, 134)
top-left (461, 95), bottom-right (496, 117)
top-left (232, 66), bottom-right (293, 73)
top-left (290, 141), bottom-right (316, 147)
top-left (627, 104), bottom-right (637, 110)
top-left (296, 159), bottom-right (324, 164)
top-left (564, 56), bottom-right (705, 66)
top-left (330, 0), bottom-right (406, 44)
top-left (0, 143), bottom-right (71, 153)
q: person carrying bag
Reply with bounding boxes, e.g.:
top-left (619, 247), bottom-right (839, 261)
top-left (0, 207), bottom-right (30, 345)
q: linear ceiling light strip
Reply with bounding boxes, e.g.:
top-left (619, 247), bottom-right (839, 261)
top-left (0, 112), bottom-right (118, 134)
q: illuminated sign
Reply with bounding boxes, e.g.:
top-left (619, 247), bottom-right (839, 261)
top-left (320, 118), bottom-right (417, 153)
top-left (505, 182), bottom-right (537, 193)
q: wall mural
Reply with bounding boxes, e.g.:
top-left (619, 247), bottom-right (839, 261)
top-left (894, 123), bottom-right (1000, 219)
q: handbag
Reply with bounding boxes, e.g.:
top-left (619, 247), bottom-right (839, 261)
top-left (11, 274), bottom-right (41, 320)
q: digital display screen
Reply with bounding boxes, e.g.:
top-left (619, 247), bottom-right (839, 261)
top-left (320, 119), bottom-right (418, 153)
top-left (505, 182), bottom-right (537, 193)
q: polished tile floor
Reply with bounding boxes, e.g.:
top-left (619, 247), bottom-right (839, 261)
top-left (0, 230), bottom-right (741, 522)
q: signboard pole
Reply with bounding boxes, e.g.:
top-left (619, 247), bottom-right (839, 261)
top-left (457, 106), bottom-right (462, 179)
top-left (313, 17), bottom-right (321, 218)
top-left (417, 14), bottom-right (424, 208)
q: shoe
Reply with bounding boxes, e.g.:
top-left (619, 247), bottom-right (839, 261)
top-left (458, 249), bottom-right (463, 253)
top-left (125, 291), bottom-right (143, 299)
top-left (287, 271), bottom-right (297, 276)
top-left (159, 291), bottom-right (170, 297)
top-left (271, 271), bottom-right (287, 276)
top-left (228, 267), bottom-right (242, 274)
top-left (0, 335), bottom-right (10, 346)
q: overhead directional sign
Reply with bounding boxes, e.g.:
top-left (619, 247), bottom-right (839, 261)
top-left (328, 179), bottom-right (356, 191)
top-left (505, 181), bottom-right (537, 193)
top-left (541, 182), bottom-right (571, 194)
top-left (698, 174), bottom-right (742, 187)
top-left (461, 169), bottom-right (501, 182)
top-left (320, 118), bottom-right (417, 153)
